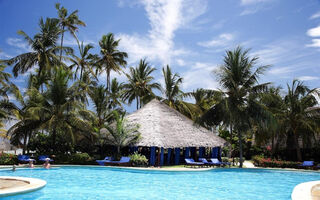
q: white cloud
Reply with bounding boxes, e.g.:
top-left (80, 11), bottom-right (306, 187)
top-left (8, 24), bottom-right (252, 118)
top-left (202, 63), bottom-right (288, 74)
top-left (307, 25), bottom-right (320, 37)
top-left (241, 0), bottom-right (273, 6)
top-left (118, 0), bottom-right (207, 65)
top-left (176, 59), bottom-right (186, 66)
top-left (310, 11), bottom-right (320, 20)
top-left (6, 38), bottom-right (31, 52)
top-left (0, 51), bottom-right (12, 59)
top-left (240, 8), bottom-right (259, 16)
top-left (268, 66), bottom-right (294, 75)
top-left (306, 39), bottom-right (320, 48)
top-left (182, 62), bottom-right (219, 90)
top-left (297, 76), bottom-right (319, 81)
top-left (197, 33), bottom-right (234, 48)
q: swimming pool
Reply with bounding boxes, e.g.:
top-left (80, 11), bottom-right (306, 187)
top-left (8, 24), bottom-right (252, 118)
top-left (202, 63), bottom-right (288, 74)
top-left (1, 166), bottom-right (320, 199)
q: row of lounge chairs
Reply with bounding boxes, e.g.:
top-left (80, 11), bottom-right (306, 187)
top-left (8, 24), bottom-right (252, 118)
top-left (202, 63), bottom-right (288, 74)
top-left (96, 157), bottom-right (131, 166)
top-left (298, 161), bottom-right (320, 169)
top-left (185, 158), bottom-right (230, 168)
top-left (18, 155), bottom-right (53, 163)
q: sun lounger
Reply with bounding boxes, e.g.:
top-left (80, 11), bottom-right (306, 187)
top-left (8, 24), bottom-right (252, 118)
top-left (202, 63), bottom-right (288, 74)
top-left (199, 158), bottom-right (217, 167)
top-left (96, 156), bottom-right (112, 166)
top-left (210, 158), bottom-right (231, 167)
top-left (104, 157), bottom-right (130, 166)
top-left (38, 155), bottom-right (54, 162)
top-left (18, 155), bottom-right (35, 163)
top-left (185, 158), bottom-right (204, 168)
top-left (298, 161), bottom-right (314, 168)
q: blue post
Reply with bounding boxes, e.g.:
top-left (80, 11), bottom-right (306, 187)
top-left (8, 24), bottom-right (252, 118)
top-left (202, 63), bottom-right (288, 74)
top-left (218, 147), bottom-right (222, 161)
top-left (160, 147), bottom-right (164, 166)
top-left (150, 147), bottom-right (156, 166)
top-left (134, 146), bottom-right (138, 152)
top-left (175, 148), bottom-right (180, 165)
top-left (167, 148), bottom-right (172, 165)
top-left (212, 147), bottom-right (218, 158)
top-left (185, 147), bottom-right (190, 158)
top-left (191, 147), bottom-right (196, 158)
top-left (199, 147), bottom-right (204, 158)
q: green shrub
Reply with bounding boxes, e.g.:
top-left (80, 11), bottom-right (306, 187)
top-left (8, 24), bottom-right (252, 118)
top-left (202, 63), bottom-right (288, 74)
top-left (129, 152), bottom-right (148, 166)
top-left (70, 153), bottom-right (92, 164)
top-left (0, 153), bottom-right (18, 165)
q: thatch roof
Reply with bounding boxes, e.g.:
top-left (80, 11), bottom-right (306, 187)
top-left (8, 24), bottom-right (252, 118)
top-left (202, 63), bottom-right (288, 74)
top-left (125, 99), bottom-right (226, 148)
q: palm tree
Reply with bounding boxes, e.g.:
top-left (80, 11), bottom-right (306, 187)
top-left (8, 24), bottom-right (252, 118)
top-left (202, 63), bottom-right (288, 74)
top-left (200, 46), bottom-right (270, 168)
top-left (161, 65), bottom-right (199, 119)
top-left (68, 42), bottom-right (97, 81)
top-left (105, 111), bottom-right (140, 159)
top-left (55, 3), bottom-right (86, 61)
top-left (282, 80), bottom-right (320, 161)
top-left (6, 17), bottom-right (67, 78)
top-left (123, 59), bottom-right (161, 109)
top-left (27, 67), bottom-right (90, 153)
top-left (109, 78), bottom-right (124, 109)
top-left (97, 33), bottom-right (128, 91)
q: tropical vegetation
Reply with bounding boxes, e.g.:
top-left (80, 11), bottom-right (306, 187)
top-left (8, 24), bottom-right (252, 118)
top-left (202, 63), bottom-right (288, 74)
top-left (0, 4), bottom-right (319, 168)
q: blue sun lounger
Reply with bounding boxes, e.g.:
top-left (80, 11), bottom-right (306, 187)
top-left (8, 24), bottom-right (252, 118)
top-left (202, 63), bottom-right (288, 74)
top-left (199, 158), bottom-right (217, 167)
top-left (96, 157), bottom-right (112, 166)
top-left (104, 157), bottom-right (130, 166)
top-left (38, 155), bottom-right (54, 162)
top-left (185, 158), bottom-right (204, 168)
top-left (210, 158), bottom-right (231, 167)
top-left (18, 155), bottom-right (35, 163)
top-left (298, 161), bottom-right (314, 168)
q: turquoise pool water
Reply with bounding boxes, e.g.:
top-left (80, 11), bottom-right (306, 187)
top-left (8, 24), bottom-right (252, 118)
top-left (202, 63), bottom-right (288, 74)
top-left (1, 166), bottom-right (320, 199)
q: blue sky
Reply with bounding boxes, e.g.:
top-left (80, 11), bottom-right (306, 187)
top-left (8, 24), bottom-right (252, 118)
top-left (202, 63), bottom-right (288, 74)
top-left (0, 0), bottom-right (320, 103)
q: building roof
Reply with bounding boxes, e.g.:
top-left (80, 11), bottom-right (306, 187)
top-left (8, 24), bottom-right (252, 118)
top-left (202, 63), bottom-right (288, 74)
top-left (125, 99), bottom-right (227, 148)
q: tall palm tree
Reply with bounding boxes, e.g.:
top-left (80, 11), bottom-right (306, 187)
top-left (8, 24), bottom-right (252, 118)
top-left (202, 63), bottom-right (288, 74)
top-left (55, 3), bottom-right (86, 61)
top-left (27, 67), bottom-right (90, 153)
top-left (282, 80), bottom-right (320, 161)
top-left (161, 65), bottom-right (199, 119)
top-left (68, 42), bottom-right (97, 81)
top-left (123, 59), bottom-right (161, 109)
top-left (109, 78), bottom-right (124, 109)
top-left (6, 17), bottom-right (68, 77)
top-left (97, 33), bottom-right (128, 91)
top-left (201, 46), bottom-right (270, 168)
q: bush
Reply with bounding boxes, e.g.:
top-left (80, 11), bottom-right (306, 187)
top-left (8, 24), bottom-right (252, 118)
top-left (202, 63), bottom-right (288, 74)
top-left (0, 153), bottom-right (18, 165)
top-left (70, 153), bottom-right (92, 164)
top-left (252, 155), bottom-right (301, 168)
top-left (129, 152), bottom-right (148, 166)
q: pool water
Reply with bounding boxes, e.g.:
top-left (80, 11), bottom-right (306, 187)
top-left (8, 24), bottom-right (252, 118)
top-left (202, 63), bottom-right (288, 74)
top-left (1, 166), bottom-right (320, 199)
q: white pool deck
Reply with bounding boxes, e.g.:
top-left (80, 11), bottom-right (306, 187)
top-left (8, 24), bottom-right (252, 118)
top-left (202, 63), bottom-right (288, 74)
top-left (0, 176), bottom-right (46, 197)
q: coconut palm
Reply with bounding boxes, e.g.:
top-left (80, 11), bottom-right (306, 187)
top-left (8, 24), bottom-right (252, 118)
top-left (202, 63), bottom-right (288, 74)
top-left (97, 33), bottom-right (128, 91)
top-left (123, 59), bottom-right (161, 110)
top-left (6, 17), bottom-right (69, 78)
top-left (27, 67), bottom-right (91, 153)
top-left (200, 46), bottom-right (270, 168)
top-left (55, 3), bottom-right (86, 61)
top-left (282, 80), bottom-right (320, 161)
top-left (161, 65), bottom-right (200, 119)
top-left (104, 111), bottom-right (140, 159)
top-left (68, 42), bottom-right (97, 81)
top-left (109, 78), bottom-right (124, 109)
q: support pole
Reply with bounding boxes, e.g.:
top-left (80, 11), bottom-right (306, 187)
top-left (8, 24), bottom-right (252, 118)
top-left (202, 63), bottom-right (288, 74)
top-left (175, 148), bottom-right (180, 165)
top-left (150, 147), bottom-right (156, 166)
top-left (167, 148), bottom-right (172, 165)
top-left (199, 147), bottom-right (204, 158)
top-left (185, 147), bottom-right (190, 158)
top-left (160, 147), bottom-right (164, 166)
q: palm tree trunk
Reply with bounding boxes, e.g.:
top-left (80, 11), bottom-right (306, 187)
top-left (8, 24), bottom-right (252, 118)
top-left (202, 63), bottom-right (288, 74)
top-left (59, 26), bottom-right (65, 62)
top-left (80, 66), bottom-right (83, 81)
top-left (238, 130), bottom-right (243, 168)
top-left (136, 97), bottom-right (139, 110)
top-left (23, 132), bottom-right (27, 155)
top-left (106, 69), bottom-right (110, 92)
top-left (52, 128), bottom-right (57, 154)
top-left (229, 124), bottom-right (233, 158)
top-left (293, 130), bottom-right (302, 161)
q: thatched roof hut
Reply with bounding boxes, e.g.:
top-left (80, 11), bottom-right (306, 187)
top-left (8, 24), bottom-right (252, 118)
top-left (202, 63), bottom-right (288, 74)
top-left (125, 99), bottom-right (226, 148)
